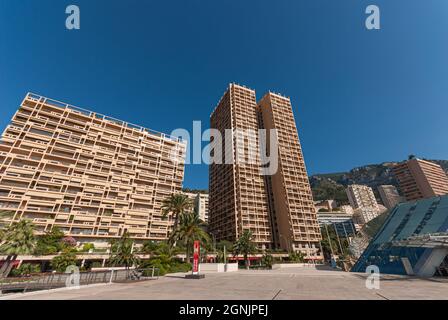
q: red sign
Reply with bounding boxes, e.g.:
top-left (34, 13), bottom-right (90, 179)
top-left (192, 240), bottom-right (200, 274)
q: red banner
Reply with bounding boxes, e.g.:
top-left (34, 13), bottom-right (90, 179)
top-left (192, 240), bottom-right (200, 274)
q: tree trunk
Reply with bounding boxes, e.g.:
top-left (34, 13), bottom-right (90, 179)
top-left (186, 245), bottom-right (191, 264)
top-left (171, 212), bottom-right (179, 247)
top-left (245, 255), bottom-right (249, 270)
top-left (0, 254), bottom-right (17, 279)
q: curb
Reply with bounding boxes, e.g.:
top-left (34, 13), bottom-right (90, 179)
top-left (0, 282), bottom-right (111, 300)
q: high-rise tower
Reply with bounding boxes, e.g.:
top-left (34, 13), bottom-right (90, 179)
top-left (258, 92), bottom-right (321, 256)
top-left (393, 158), bottom-right (448, 201)
top-left (209, 84), bottom-right (321, 259)
top-left (209, 84), bottom-right (273, 249)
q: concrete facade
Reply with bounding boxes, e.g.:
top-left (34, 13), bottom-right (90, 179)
top-left (0, 93), bottom-right (186, 245)
top-left (346, 184), bottom-right (379, 210)
top-left (209, 84), bottom-right (321, 259)
top-left (378, 185), bottom-right (404, 209)
top-left (393, 158), bottom-right (448, 201)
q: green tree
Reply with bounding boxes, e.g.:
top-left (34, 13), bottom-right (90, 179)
top-left (288, 251), bottom-right (305, 263)
top-left (0, 211), bottom-right (14, 238)
top-left (0, 219), bottom-right (36, 278)
top-left (261, 254), bottom-right (274, 269)
top-left (51, 250), bottom-right (77, 272)
top-left (169, 211), bottom-right (210, 263)
top-left (233, 230), bottom-right (256, 269)
top-left (109, 232), bottom-right (140, 276)
top-left (161, 194), bottom-right (193, 238)
top-left (81, 243), bottom-right (95, 252)
top-left (141, 240), bottom-right (181, 257)
top-left (10, 263), bottom-right (40, 277)
top-left (140, 240), bottom-right (159, 255)
top-left (215, 240), bottom-right (233, 263)
top-left (34, 227), bottom-right (65, 255)
top-left (320, 225), bottom-right (350, 260)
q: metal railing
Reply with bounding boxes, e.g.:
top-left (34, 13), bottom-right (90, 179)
top-left (0, 267), bottom-right (159, 294)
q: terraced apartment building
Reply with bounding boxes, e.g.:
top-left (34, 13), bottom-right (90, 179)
top-left (209, 84), bottom-right (273, 249)
top-left (209, 84), bottom-right (321, 259)
top-left (258, 92), bottom-right (322, 257)
top-left (0, 93), bottom-right (186, 247)
top-left (393, 158), bottom-right (448, 201)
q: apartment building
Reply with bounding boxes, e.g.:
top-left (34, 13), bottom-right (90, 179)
top-left (209, 84), bottom-right (321, 258)
top-left (258, 92), bottom-right (321, 257)
top-left (209, 84), bottom-right (273, 249)
top-left (196, 193), bottom-right (209, 223)
top-left (0, 93), bottom-right (186, 246)
top-left (339, 205), bottom-right (354, 215)
top-left (353, 207), bottom-right (380, 225)
top-left (393, 158), bottom-right (448, 201)
top-left (378, 185), bottom-right (404, 209)
top-left (181, 191), bottom-right (209, 222)
top-left (346, 184), bottom-right (379, 210)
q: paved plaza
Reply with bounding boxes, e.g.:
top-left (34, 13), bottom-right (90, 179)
top-left (3, 267), bottom-right (447, 300)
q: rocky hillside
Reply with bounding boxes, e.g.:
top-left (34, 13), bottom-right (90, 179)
top-left (310, 159), bottom-right (448, 202)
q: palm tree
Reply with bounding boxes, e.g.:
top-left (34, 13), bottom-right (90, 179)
top-left (109, 232), bottom-right (140, 278)
top-left (170, 211), bottom-right (210, 263)
top-left (161, 194), bottom-right (193, 243)
top-left (0, 219), bottom-right (36, 278)
top-left (0, 211), bottom-right (14, 240)
top-left (233, 230), bottom-right (256, 270)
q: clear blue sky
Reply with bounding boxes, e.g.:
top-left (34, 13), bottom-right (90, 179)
top-left (1, 1), bottom-right (447, 189)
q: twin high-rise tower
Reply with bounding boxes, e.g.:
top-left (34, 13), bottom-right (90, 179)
top-left (209, 84), bottom-right (321, 259)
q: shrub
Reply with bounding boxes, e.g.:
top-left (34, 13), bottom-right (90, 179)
top-left (61, 236), bottom-right (77, 247)
top-left (51, 251), bottom-right (78, 272)
top-left (261, 254), bottom-right (274, 269)
top-left (140, 258), bottom-right (191, 276)
top-left (81, 243), bottom-right (95, 252)
top-left (90, 262), bottom-right (103, 268)
top-left (288, 252), bottom-right (305, 263)
top-left (10, 263), bottom-right (40, 277)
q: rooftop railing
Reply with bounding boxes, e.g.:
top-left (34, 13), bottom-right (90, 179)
top-left (25, 93), bottom-right (184, 143)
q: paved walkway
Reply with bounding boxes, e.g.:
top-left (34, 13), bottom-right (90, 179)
top-left (3, 267), bottom-right (447, 300)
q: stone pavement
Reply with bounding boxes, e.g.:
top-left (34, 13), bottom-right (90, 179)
top-left (3, 267), bottom-right (447, 300)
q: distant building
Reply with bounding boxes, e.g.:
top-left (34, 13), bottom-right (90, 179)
top-left (353, 206), bottom-right (380, 225)
top-left (315, 200), bottom-right (337, 212)
top-left (195, 193), bottom-right (209, 223)
top-left (182, 192), bottom-right (209, 222)
top-left (339, 205), bottom-right (354, 215)
top-left (352, 195), bottom-right (448, 277)
top-left (182, 192), bottom-right (198, 202)
top-left (317, 212), bottom-right (356, 237)
top-left (393, 158), bottom-right (448, 201)
top-left (346, 185), bottom-right (379, 210)
top-left (378, 185), bottom-right (404, 209)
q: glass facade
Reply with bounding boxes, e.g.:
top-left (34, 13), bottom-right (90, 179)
top-left (352, 195), bottom-right (448, 275)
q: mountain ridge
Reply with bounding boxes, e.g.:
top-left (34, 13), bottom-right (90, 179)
top-left (309, 159), bottom-right (448, 202)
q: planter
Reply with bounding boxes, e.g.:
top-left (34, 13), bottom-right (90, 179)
top-left (198, 263), bottom-right (238, 273)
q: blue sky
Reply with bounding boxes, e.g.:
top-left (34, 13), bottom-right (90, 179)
top-left (1, 1), bottom-right (447, 189)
